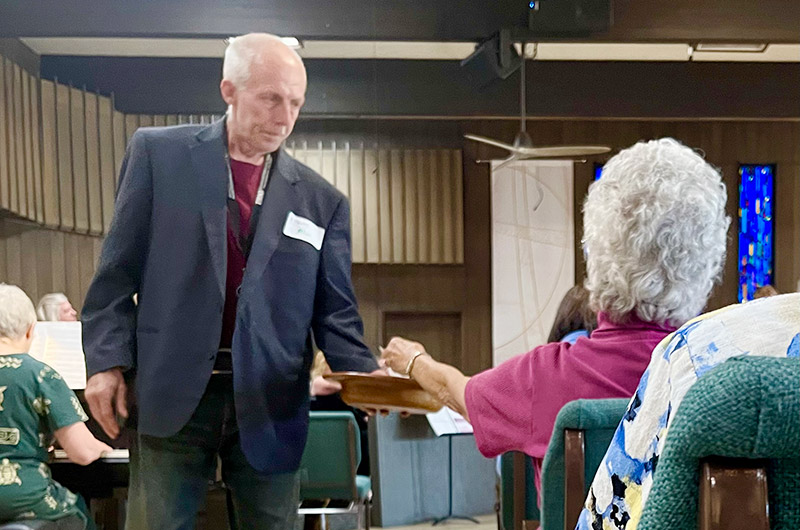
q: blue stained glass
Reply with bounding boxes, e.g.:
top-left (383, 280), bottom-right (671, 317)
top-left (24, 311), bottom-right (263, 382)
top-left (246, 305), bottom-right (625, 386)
top-left (738, 164), bottom-right (774, 302)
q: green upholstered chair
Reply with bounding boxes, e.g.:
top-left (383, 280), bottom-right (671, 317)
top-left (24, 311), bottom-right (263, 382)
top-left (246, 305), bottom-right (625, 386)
top-left (298, 411), bottom-right (372, 530)
top-left (500, 452), bottom-right (540, 530)
top-left (639, 356), bottom-right (799, 530)
top-left (540, 398), bottom-right (630, 530)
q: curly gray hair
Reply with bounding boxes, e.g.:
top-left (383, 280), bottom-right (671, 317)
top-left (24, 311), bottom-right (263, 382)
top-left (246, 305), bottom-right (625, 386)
top-left (583, 138), bottom-right (729, 327)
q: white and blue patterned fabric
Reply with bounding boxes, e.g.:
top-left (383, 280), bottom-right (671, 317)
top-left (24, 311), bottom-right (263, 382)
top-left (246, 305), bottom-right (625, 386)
top-left (577, 292), bottom-right (800, 530)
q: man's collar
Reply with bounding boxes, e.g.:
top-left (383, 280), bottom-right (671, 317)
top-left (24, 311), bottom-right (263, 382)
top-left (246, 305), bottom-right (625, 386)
top-left (195, 118), bottom-right (300, 185)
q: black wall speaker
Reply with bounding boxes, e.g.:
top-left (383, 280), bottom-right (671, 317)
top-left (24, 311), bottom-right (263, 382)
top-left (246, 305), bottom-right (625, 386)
top-left (528, 0), bottom-right (612, 36)
top-left (460, 30), bottom-right (522, 88)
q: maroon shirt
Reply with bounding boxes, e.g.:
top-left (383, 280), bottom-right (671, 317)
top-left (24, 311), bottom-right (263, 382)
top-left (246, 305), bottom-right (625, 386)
top-left (464, 312), bottom-right (676, 499)
top-left (219, 159), bottom-right (264, 350)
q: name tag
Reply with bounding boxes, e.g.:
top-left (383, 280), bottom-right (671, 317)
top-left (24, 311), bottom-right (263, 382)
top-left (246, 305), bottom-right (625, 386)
top-left (282, 212), bottom-right (325, 250)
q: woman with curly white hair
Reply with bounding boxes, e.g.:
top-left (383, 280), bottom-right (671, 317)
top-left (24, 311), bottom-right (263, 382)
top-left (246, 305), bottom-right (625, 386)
top-left (380, 138), bottom-right (729, 507)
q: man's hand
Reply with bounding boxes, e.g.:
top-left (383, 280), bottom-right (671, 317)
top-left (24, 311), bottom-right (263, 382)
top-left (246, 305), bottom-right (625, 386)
top-left (84, 368), bottom-right (128, 439)
top-left (310, 375), bottom-right (342, 396)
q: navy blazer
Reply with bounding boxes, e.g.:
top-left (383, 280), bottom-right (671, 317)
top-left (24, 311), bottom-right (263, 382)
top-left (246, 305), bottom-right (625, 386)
top-left (82, 119), bottom-right (378, 473)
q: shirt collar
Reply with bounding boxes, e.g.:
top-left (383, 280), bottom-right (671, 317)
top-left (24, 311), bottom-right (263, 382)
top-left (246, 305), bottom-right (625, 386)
top-left (594, 311), bottom-right (677, 335)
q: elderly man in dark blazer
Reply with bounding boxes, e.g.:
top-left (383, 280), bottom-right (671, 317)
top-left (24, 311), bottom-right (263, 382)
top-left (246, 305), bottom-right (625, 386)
top-left (81, 33), bottom-right (378, 530)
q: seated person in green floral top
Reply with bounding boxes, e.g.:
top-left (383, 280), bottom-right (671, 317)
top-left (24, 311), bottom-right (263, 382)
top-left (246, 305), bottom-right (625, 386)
top-left (0, 284), bottom-right (111, 528)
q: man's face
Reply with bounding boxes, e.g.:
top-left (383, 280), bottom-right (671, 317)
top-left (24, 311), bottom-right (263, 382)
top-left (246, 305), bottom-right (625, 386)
top-left (226, 57), bottom-right (307, 154)
top-left (58, 301), bottom-right (77, 322)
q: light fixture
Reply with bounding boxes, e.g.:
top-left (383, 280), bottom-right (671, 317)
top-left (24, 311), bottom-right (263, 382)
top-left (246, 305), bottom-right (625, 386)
top-left (224, 36), bottom-right (302, 49)
top-left (280, 37), bottom-right (303, 49)
top-left (694, 43), bottom-right (768, 53)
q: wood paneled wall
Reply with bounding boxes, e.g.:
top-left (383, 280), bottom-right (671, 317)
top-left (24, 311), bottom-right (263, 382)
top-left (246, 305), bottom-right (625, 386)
top-left (1, 54), bottom-right (464, 264)
top-left (0, 216), bottom-right (103, 316)
top-left (2, 63), bottom-right (222, 234)
top-left (329, 117), bottom-right (800, 373)
top-left (287, 140), bottom-right (463, 264)
top-left (351, 133), bottom-right (493, 373)
top-left (2, 46), bottom-right (798, 374)
top-left (0, 56), bottom-right (40, 219)
top-left (3, 117), bottom-right (798, 373)
top-left (2, 72), bottom-right (129, 233)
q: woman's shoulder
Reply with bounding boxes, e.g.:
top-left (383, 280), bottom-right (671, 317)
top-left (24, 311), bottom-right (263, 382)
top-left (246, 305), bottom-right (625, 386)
top-left (477, 341), bottom-right (570, 383)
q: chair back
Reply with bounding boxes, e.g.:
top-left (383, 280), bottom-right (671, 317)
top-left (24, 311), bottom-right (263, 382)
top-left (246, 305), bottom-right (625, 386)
top-left (299, 411), bottom-right (362, 501)
top-left (500, 451), bottom-right (540, 530)
top-left (540, 398), bottom-right (629, 530)
top-left (639, 356), bottom-right (800, 530)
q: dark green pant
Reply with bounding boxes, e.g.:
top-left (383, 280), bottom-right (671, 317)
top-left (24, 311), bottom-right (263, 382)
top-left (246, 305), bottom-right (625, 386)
top-left (125, 375), bottom-right (299, 530)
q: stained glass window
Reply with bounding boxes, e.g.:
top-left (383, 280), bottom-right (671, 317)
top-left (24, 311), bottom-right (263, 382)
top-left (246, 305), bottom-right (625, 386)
top-left (738, 164), bottom-right (774, 302)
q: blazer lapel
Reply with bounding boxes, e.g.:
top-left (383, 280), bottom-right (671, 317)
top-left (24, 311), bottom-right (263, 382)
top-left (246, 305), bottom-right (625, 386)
top-left (190, 119), bottom-right (228, 299)
top-left (242, 149), bottom-right (301, 289)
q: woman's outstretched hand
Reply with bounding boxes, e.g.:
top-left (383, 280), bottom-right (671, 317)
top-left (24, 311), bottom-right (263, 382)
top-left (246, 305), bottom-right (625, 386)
top-left (380, 337), bottom-right (428, 376)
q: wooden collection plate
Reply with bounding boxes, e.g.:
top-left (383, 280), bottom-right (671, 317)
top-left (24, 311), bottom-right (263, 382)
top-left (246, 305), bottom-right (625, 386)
top-left (323, 372), bottom-right (442, 415)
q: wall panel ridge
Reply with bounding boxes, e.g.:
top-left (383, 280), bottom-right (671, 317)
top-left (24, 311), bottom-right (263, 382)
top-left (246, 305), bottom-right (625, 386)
top-left (286, 138), bottom-right (465, 265)
top-left (0, 54), bottom-right (465, 264)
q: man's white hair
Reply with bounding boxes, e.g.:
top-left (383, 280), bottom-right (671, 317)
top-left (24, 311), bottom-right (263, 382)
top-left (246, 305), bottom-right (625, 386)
top-left (583, 137), bottom-right (730, 327)
top-left (0, 284), bottom-right (37, 340)
top-left (222, 33), bottom-right (301, 89)
top-left (36, 292), bottom-right (69, 321)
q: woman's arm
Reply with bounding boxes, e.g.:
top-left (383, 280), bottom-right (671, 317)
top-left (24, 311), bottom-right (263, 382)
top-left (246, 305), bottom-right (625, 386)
top-left (380, 337), bottom-right (471, 420)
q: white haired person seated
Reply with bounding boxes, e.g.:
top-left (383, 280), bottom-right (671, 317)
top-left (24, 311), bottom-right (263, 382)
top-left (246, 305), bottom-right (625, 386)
top-left (381, 138), bottom-right (729, 506)
top-left (0, 284), bottom-right (111, 529)
top-left (36, 293), bottom-right (78, 322)
top-left (577, 292), bottom-right (799, 530)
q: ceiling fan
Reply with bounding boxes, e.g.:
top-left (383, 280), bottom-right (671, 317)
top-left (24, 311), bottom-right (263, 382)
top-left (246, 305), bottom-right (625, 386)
top-left (465, 42), bottom-right (611, 168)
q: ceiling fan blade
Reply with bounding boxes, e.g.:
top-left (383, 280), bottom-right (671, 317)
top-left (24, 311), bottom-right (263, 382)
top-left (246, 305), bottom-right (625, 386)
top-left (464, 134), bottom-right (515, 151)
top-left (492, 154), bottom-right (520, 171)
top-left (516, 145), bottom-right (612, 158)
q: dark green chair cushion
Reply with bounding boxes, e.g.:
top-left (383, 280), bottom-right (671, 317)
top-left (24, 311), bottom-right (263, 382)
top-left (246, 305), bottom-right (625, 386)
top-left (540, 398), bottom-right (630, 530)
top-left (299, 411), bottom-right (364, 501)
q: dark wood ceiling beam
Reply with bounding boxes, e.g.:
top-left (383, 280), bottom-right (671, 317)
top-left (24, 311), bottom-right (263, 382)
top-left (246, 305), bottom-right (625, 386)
top-left (0, 0), bottom-right (797, 42)
top-left (0, 0), bottom-right (525, 40)
top-left (39, 56), bottom-right (800, 118)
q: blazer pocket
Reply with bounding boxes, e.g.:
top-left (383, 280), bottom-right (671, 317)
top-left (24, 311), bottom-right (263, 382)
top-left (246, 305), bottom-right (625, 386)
top-left (269, 240), bottom-right (320, 278)
top-left (275, 235), bottom-right (320, 255)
